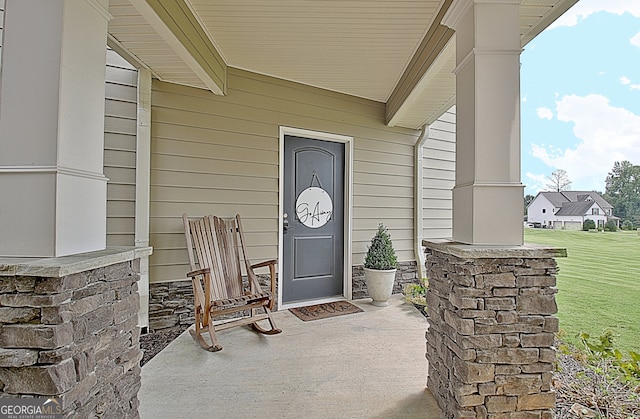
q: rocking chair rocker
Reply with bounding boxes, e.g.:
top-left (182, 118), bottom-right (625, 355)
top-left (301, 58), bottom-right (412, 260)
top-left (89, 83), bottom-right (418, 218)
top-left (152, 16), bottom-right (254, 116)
top-left (182, 213), bottom-right (281, 351)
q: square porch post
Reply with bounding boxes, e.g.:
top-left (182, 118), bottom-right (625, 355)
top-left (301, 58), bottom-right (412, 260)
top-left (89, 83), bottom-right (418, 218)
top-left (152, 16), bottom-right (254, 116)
top-left (422, 1), bottom-right (567, 418)
top-left (445, 0), bottom-right (524, 246)
top-left (0, 2), bottom-right (150, 416)
top-left (0, 0), bottom-right (111, 258)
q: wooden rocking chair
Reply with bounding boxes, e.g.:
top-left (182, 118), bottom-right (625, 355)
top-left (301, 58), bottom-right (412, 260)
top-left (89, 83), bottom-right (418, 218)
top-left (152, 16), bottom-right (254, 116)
top-left (182, 213), bottom-right (281, 352)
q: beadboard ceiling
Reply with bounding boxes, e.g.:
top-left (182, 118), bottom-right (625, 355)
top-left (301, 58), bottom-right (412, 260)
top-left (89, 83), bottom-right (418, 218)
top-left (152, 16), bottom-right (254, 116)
top-left (107, 0), bottom-right (578, 129)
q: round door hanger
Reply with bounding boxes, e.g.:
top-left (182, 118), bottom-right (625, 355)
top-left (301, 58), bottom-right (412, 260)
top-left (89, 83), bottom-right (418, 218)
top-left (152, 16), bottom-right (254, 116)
top-left (295, 187), bottom-right (333, 228)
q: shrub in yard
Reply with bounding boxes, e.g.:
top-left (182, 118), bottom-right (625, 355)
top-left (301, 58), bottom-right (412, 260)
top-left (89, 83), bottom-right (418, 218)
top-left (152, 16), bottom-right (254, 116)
top-left (583, 219), bottom-right (596, 231)
top-left (403, 278), bottom-right (428, 307)
top-left (579, 331), bottom-right (640, 384)
top-left (555, 333), bottom-right (640, 418)
top-left (605, 220), bottom-right (618, 232)
top-left (622, 220), bottom-right (634, 230)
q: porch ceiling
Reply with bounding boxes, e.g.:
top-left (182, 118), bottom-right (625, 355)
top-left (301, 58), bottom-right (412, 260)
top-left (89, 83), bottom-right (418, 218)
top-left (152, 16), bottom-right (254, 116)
top-left (107, 0), bottom-right (578, 130)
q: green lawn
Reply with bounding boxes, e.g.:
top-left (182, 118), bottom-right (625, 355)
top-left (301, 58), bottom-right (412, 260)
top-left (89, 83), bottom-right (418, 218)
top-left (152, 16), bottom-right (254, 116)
top-left (525, 228), bottom-right (640, 354)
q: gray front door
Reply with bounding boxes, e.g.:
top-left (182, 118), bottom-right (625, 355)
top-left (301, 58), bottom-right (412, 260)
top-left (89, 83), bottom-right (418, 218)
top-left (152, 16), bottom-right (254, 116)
top-left (283, 135), bottom-right (345, 304)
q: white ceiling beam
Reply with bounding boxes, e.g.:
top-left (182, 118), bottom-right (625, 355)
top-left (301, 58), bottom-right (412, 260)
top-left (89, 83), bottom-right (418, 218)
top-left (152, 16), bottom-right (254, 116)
top-left (127, 0), bottom-right (226, 95)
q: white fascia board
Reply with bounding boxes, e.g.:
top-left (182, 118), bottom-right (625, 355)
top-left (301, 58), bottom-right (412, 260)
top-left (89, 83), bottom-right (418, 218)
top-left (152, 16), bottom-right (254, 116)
top-left (128, 0), bottom-right (224, 95)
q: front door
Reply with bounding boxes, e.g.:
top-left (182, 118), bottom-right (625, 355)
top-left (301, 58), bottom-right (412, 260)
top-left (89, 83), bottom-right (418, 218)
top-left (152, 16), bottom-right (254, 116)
top-left (283, 135), bottom-right (345, 305)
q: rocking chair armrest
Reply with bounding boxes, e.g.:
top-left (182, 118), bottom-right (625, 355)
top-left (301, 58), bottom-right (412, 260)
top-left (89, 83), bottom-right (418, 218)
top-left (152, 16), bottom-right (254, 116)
top-left (248, 259), bottom-right (277, 310)
top-left (250, 259), bottom-right (277, 270)
top-left (188, 271), bottom-right (208, 313)
top-left (187, 268), bottom-right (210, 278)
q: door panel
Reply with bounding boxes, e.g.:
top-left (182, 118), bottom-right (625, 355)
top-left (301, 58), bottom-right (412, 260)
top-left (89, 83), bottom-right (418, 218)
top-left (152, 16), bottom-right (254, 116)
top-left (283, 135), bottom-right (344, 304)
top-left (294, 236), bottom-right (333, 278)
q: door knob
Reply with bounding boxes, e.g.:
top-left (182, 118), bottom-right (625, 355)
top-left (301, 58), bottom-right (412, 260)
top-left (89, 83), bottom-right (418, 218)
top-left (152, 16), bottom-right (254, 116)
top-left (283, 213), bottom-right (293, 233)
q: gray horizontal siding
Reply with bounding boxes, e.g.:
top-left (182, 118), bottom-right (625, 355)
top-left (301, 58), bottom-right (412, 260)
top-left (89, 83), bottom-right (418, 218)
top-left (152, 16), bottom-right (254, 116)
top-left (104, 48), bottom-right (137, 247)
top-left (150, 68), bottom-right (421, 283)
top-left (423, 106), bottom-right (456, 240)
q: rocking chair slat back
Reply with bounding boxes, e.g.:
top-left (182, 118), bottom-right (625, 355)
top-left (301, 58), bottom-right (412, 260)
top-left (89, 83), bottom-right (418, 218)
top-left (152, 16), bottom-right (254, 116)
top-left (185, 215), bottom-right (232, 300)
top-left (212, 217), bottom-right (244, 298)
top-left (182, 213), bottom-right (281, 352)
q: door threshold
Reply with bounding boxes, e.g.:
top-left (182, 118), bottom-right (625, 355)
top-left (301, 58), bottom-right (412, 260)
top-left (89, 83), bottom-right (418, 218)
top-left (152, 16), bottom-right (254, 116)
top-left (280, 296), bottom-right (346, 311)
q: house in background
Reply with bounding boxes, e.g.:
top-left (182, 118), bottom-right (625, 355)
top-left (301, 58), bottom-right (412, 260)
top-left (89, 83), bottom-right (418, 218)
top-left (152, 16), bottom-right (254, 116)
top-left (527, 191), bottom-right (617, 230)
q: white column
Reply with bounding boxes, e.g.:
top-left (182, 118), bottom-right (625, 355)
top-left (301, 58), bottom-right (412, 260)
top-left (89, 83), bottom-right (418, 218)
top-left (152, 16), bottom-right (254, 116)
top-left (443, 0), bottom-right (524, 246)
top-left (0, 0), bottom-right (111, 257)
top-left (136, 68), bottom-right (152, 329)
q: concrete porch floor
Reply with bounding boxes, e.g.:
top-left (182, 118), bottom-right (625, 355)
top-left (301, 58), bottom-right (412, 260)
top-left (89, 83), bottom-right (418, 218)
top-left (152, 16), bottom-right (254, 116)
top-left (139, 295), bottom-right (444, 418)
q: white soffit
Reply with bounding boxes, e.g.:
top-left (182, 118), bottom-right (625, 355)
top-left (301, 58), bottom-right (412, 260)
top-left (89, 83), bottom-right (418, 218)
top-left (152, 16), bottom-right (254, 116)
top-left (106, 0), bottom-right (576, 126)
top-left (108, 0), bottom-right (210, 90)
top-left (388, 36), bottom-right (456, 129)
top-left (389, 0), bottom-right (578, 129)
top-left (186, 0), bottom-right (441, 103)
top-left (520, 0), bottom-right (579, 46)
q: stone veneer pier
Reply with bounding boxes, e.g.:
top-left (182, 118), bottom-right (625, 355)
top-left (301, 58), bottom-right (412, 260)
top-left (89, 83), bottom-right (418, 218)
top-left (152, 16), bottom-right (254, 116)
top-left (0, 247), bottom-right (152, 418)
top-left (423, 240), bottom-right (566, 419)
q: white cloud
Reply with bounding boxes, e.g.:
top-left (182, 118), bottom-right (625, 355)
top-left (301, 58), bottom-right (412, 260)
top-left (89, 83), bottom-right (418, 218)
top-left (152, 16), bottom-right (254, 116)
top-left (631, 31), bottom-right (640, 47)
top-left (530, 94), bottom-right (640, 191)
top-left (536, 107), bottom-right (553, 120)
top-left (550, 0), bottom-right (640, 29)
top-left (525, 172), bottom-right (548, 194)
top-left (620, 76), bottom-right (640, 91)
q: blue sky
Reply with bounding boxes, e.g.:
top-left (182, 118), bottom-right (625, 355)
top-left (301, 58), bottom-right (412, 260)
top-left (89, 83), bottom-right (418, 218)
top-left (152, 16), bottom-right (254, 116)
top-left (521, 0), bottom-right (640, 196)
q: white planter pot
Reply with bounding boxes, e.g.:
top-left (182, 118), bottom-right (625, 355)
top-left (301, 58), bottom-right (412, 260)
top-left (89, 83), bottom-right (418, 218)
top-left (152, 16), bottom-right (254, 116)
top-left (364, 267), bottom-right (397, 307)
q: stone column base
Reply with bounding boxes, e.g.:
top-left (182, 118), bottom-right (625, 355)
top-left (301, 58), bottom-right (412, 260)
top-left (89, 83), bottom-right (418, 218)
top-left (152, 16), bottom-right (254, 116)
top-left (423, 240), bottom-right (566, 419)
top-left (0, 247), bottom-right (152, 417)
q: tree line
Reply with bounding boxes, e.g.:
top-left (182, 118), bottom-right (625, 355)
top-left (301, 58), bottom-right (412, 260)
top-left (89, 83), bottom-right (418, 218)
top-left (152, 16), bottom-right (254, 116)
top-left (604, 161), bottom-right (640, 229)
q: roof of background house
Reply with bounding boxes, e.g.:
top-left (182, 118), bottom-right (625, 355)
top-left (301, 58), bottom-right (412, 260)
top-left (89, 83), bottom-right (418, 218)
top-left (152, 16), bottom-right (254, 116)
top-left (560, 191), bottom-right (613, 209)
top-left (555, 201), bottom-right (596, 216)
top-left (537, 191), bottom-right (613, 210)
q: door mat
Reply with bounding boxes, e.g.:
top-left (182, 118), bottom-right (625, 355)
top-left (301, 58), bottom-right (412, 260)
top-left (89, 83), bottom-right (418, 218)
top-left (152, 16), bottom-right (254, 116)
top-left (289, 301), bottom-right (363, 322)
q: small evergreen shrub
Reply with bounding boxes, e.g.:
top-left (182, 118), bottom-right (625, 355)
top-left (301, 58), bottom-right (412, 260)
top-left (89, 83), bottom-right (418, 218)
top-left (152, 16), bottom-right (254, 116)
top-left (605, 220), bottom-right (618, 232)
top-left (364, 224), bottom-right (397, 270)
top-left (622, 220), bottom-right (634, 230)
top-left (583, 219), bottom-right (596, 231)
